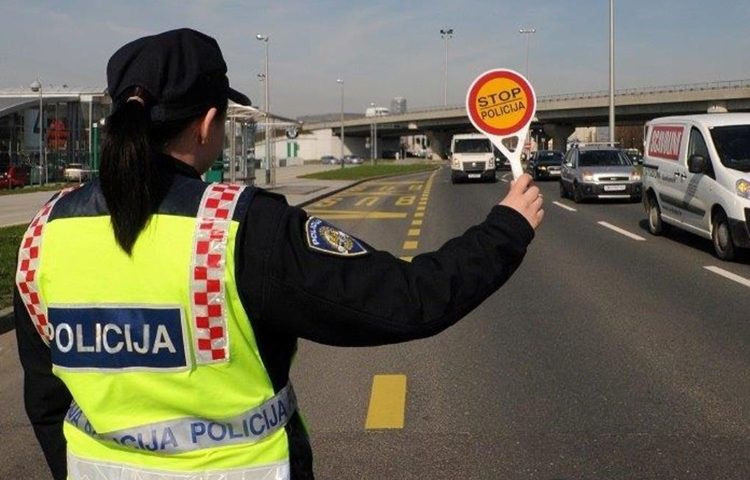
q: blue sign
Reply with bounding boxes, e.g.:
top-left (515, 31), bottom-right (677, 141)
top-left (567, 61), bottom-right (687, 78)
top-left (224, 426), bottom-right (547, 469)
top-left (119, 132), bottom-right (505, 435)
top-left (49, 306), bottom-right (187, 370)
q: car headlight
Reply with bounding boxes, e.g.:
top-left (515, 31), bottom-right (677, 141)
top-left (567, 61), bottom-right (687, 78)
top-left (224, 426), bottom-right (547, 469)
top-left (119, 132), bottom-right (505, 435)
top-left (737, 179), bottom-right (750, 199)
top-left (452, 159), bottom-right (460, 169)
top-left (539, 166), bottom-right (547, 171)
top-left (582, 170), bottom-right (594, 182)
top-left (631, 170), bottom-right (641, 181)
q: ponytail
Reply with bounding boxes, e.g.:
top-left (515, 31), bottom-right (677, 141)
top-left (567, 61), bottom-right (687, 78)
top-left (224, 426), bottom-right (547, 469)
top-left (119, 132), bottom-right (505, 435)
top-left (100, 96), bottom-right (156, 255)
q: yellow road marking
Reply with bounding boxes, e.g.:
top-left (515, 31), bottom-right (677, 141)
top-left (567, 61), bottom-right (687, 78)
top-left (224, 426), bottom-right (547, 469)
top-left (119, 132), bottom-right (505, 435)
top-left (355, 196), bottom-right (379, 207)
top-left (340, 191), bottom-right (411, 197)
top-left (306, 210), bottom-right (408, 220)
top-left (414, 212), bottom-right (424, 218)
top-left (365, 374), bottom-right (407, 429)
top-left (408, 229), bottom-right (420, 236)
top-left (403, 240), bottom-right (419, 250)
top-left (371, 180), bottom-right (426, 186)
top-left (399, 256), bottom-right (413, 262)
top-left (411, 220), bottom-right (422, 226)
top-left (416, 206), bottom-right (426, 212)
top-left (396, 195), bottom-right (416, 206)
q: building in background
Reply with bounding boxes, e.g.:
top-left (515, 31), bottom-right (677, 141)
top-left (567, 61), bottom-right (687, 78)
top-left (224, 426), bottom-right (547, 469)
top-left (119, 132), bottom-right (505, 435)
top-left (0, 86), bottom-right (109, 182)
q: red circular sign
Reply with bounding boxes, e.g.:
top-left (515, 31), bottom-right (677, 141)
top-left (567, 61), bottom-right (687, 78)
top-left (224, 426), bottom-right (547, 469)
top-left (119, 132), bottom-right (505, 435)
top-left (466, 69), bottom-right (536, 136)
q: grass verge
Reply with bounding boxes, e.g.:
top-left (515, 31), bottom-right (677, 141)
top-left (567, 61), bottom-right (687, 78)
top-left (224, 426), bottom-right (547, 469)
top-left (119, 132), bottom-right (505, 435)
top-left (0, 225), bottom-right (25, 310)
top-left (300, 163), bottom-right (437, 181)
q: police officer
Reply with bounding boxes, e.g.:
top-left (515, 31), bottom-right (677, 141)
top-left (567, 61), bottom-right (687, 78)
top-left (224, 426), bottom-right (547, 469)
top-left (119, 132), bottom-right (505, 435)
top-left (14, 29), bottom-right (543, 480)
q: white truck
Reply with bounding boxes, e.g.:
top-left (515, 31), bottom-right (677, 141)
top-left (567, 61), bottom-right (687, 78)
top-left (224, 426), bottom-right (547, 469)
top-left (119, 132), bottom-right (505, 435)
top-left (449, 133), bottom-right (497, 183)
top-left (642, 113), bottom-right (750, 260)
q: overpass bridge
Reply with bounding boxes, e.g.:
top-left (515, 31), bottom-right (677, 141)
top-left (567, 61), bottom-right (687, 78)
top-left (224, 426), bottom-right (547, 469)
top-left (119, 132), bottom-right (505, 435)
top-left (301, 79), bottom-right (750, 155)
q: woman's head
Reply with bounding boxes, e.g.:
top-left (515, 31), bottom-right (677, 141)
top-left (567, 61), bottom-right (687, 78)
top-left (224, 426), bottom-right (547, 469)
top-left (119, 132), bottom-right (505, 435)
top-left (100, 29), bottom-right (251, 254)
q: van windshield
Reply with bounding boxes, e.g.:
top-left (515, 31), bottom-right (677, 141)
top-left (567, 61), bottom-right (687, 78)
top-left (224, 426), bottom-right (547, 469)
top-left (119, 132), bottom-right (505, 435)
top-left (453, 139), bottom-right (492, 153)
top-left (711, 125), bottom-right (750, 172)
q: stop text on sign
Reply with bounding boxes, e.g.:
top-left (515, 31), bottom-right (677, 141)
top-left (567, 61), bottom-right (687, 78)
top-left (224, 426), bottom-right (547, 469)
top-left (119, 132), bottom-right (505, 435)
top-left (467, 70), bottom-right (535, 137)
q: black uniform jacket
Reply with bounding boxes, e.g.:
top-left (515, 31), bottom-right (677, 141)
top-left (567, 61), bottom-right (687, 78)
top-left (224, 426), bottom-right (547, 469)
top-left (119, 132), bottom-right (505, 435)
top-left (14, 154), bottom-right (534, 480)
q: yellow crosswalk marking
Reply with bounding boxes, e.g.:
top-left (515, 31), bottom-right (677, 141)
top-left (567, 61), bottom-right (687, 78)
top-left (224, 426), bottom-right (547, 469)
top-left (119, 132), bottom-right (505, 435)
top-left (411, 220), bottom-right (423, 226)
top-left (399, 256), bottom-right (413, 262)
top-left (403, 240), bottom-right (418, 250)
top-left (365, 374), bottom-right (407, 429)
top-left (408, 229), bottom-right (420, 236)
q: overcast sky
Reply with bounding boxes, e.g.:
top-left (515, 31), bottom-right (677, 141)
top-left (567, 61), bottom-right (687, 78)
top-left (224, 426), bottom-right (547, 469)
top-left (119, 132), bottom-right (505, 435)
top-left (1, 0), bottom-right (749, 117)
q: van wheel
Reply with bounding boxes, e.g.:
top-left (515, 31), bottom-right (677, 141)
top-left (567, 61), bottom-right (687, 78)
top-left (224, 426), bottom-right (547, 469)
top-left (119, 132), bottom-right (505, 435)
top-left (647, 195), bottom-right (667, 235)
top-left (712, 210), bottom-right (736, 261)
top-left (573, 183), bottom-right (583, 203)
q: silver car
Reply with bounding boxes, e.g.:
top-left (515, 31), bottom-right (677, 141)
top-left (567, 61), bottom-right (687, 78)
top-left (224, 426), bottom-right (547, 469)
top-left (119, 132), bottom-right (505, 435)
top-left (559, 145), bottom-right (642, 203)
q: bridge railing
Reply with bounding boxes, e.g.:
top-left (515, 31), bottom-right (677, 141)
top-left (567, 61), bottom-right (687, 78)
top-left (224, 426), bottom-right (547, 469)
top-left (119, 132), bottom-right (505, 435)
top-left (403, 79), bottom-right (750, 115)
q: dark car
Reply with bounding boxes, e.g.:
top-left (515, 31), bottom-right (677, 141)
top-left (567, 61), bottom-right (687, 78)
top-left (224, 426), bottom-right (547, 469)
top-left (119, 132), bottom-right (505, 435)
top-left (527, 150), bottom-right (564, 180)
top-left (494, 148), bottom-right (511, 170)
top-left (1, 164), bottom-right (31, 188)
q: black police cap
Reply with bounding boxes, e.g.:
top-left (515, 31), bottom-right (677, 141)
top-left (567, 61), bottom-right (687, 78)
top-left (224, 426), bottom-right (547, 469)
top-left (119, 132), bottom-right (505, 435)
top-left (107, 28), bottom-right (251, 122)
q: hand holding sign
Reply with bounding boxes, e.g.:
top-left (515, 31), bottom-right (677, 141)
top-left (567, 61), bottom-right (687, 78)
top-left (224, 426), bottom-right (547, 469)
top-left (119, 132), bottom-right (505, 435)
top-left (466, 69), bottom-right (536, 180)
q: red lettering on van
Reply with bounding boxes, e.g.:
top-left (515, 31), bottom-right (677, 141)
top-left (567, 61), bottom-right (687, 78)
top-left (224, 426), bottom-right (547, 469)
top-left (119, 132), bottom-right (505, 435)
top-left (648, 126), bottom-right (683, 161)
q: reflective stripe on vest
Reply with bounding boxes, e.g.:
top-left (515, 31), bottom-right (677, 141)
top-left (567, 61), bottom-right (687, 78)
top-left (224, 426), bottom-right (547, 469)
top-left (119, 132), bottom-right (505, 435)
top-left (16, 187), bottom-right (77, 345)
top-left (67, 453), bottom-right (290, 480)
top-left (191, 183), bottom-right (246, 364)
top-left (65, 383), bottom-right (295, 454)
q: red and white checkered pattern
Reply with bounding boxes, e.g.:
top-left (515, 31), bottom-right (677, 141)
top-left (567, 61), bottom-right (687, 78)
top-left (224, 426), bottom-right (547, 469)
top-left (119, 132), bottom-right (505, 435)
top-left (16, 187), bottom-right (77, 345)
top-left (191, 183), bottom-right (245, 363)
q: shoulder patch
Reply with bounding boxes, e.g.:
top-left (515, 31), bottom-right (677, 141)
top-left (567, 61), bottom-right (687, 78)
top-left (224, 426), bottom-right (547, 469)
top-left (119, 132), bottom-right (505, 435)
top-left (305, 217), bottom-right (368, 257)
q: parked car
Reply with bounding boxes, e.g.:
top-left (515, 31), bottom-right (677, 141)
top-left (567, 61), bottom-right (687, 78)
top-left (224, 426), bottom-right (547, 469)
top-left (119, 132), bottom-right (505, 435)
top-left (0, 164), bottom-right (31, 188)
top-left (559, 145), bottom-right (642, 203)
top-left (320, 155), bottom-right (339, 165)
top-left (343, 155), bottom-right (364, 165)
top-left (643, 113), bottom-right (750, 261)
top-left (63, 163), bottom-right (88, 182)
top-left (527, 150), bottom-right (564, 180)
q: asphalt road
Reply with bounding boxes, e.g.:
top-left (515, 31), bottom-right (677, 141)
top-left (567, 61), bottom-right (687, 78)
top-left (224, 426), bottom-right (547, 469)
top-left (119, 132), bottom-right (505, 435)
top-left (292, 167), bottom-right (750, 479)
top-left (2, 167), bottom-right (750, 478)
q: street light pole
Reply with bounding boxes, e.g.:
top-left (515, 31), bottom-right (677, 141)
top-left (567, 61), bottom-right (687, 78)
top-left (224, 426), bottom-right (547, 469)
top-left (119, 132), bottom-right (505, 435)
top-left (256, 34), bottom-right (272, 184)
top-left (609, 0), bottom-right (616, 147)
top-left (337, 78), bottom-right (344, 169)
top-left (519, 28), bottom-right (536, 79)
top-left (439, 28), bottom-right (453, 106)
top-left (30, 79), bottom-right (44, 185)
top-left (370, 102), bottom-right (378, 165)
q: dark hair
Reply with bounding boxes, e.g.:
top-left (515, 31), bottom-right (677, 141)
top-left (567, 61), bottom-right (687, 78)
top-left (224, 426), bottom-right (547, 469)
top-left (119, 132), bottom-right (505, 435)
top-left (100, 87), bottom-right (227, 254)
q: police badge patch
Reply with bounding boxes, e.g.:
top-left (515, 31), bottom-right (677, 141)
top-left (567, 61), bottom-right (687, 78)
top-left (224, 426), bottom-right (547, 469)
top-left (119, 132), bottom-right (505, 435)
top-left (305, 217), bottom-right (368, 257)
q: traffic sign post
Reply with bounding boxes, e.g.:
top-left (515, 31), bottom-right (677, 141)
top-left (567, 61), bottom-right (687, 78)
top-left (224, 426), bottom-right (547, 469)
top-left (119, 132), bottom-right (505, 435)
top-left (466, 69), bottom-right (536, 179)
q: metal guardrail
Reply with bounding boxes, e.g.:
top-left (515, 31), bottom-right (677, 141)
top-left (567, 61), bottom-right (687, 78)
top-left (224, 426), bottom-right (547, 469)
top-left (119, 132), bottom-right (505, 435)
top-left (403, 79), bottom-right (750, 114)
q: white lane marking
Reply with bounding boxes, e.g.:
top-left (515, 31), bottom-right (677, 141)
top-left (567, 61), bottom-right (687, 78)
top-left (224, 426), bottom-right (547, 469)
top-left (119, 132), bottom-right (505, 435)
top-left (704, 266), bottom-right (750, 288)
top-left (501, 178), bottom-right (509, 183)
top-left (597, 221), bottom-right (646, 241)
top-left (552, 201), bottom-right (577, 212)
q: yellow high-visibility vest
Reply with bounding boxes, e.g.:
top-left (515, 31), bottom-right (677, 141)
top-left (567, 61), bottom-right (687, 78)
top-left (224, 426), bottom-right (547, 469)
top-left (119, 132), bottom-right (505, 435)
top-left (16, 183), bottom-right (293, 480)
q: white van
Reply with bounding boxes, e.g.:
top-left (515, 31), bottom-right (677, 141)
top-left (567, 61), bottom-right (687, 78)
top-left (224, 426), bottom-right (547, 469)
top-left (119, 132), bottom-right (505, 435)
top-left (450, 133), bottom-right (496, 183)
top-left (642, 113), bottom-right (750, 260)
